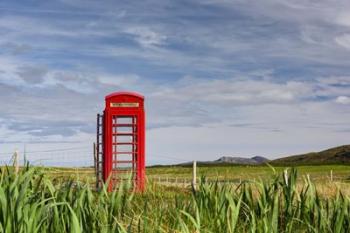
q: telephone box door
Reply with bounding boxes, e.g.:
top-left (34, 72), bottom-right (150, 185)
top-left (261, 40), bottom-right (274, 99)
top-left (103, 92), bottom-right (145, 191)
top-left (110, 113), bottom-right (140, 188)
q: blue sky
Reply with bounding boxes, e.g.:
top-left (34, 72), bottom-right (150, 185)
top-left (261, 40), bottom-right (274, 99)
top-left (0, 0), bottom-right (350, 165)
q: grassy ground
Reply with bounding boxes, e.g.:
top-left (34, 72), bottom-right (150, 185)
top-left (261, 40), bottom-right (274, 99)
top-left (38, 164), bottom-right (350, 197)
top-left (147, 164), bottom-right (350, 182)
top-left (147, 164), bottom-right (350, 197)
top-left (40, 164), bottom-right (350, 184)
top-left (3, 165), bottom-right (350, 232)
top-left (42, 164), bottom-right (350, 180)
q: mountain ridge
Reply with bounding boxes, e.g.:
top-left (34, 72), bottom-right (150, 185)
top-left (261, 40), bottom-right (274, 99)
top-left (271, 145), bottom-right (350, 165)
top-left (169, 145), bottom-right (350, 166)
top-left (215, 156), bottom-right (269, 165)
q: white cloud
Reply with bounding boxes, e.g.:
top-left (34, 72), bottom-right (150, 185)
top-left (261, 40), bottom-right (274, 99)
top-left (336, 13), bottom-right (350, 27)
top-left (99, 74), bottom-right (140, 87)
top-left (125, 27), bottom-right (167, 47)
top-left (335, 34), bottom-right (350, 49)
top-left (150, 78), bottom-right (312, 105)
top-left (317, 76), bottom-right (350, 85)
top-left (0, 57), bottom-right (27, 86)
top-left (336, 96), bottom-right (350, 104)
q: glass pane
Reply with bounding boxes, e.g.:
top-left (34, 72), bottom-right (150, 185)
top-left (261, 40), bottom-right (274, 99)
top-left (116, 117), bottom-right (133, 124)
top-left (116, 126), bottom-right (133, 133)
top-left (117, 144), bottom-right (133, 152)
top-left (116, 154), bottom-right (133, 161)
top-left (117, 135), bottom-right (133, 143)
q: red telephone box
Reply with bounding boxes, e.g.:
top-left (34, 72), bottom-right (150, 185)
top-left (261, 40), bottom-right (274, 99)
top-left (96, 91), bottom-right (145, 191)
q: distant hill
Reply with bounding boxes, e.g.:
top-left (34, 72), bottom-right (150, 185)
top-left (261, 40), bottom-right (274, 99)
top-left (215, 156), bottom-right (269, 165)
top-left (174, 155), bottom-right (270, 166)
top-left (152, 145), bottom-right (350, 168)
top-left (271, 145), bottom-right (350, 165)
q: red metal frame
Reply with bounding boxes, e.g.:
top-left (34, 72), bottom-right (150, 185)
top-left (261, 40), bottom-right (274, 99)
top-left (103, 91), bottom-right (145, 191)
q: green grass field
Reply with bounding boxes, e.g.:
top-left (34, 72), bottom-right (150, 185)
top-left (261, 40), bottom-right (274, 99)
top-left (43, 164), bottom-right (350, 179)
top-left (2, 164), bottom-right (350, 232)
top-left (44, 164), bottom-right (350, 186)
top-left (41, 164), bottom-right (350, 199)
top-left (147, 164), bottom-right (350, 181)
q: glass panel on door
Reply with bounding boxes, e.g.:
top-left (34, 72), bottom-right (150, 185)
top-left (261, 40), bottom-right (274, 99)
top-left (111, 115), bottom-right (138, 185)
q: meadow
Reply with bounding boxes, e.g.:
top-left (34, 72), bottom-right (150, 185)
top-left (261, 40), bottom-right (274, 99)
top-left (45, 164), bottom-right (350, 192)
top-left (147, 164), bottom-right (350, 181)
top-left (1, 164), bottom-right (350, 232)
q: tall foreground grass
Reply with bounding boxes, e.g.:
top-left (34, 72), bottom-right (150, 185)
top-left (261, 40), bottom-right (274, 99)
top-left (0, 166), bottom-right (350, 232)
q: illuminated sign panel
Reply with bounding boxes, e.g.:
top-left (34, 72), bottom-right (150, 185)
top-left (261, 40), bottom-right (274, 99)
top-left (110, 102), bottom-right (139, 107)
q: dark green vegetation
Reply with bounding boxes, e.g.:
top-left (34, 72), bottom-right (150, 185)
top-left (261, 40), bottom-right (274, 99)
top-left (272, 145), bottom-right (350, 165)
top-left (2, 165), bottom-right (350, 232)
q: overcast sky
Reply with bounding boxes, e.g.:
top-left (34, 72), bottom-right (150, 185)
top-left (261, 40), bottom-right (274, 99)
top-left (0, 0), bottom-right (350, 165)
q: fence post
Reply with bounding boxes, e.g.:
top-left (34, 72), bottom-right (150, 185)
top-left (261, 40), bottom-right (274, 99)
top-left (14, 150), bottom-right (19, 175)
top-left (93, 142), bottom-right (100, 189)
top-left (93, 143), bottom-right (96, 167)
top-left (330, 170), bottom-right (333, 182)
top-left (23, 145), bottom-right (26, 166)
top-left (284, 169), bottom-right (288, 186)
top-left (93, 143), bottom-right (97, 172)
top-left (192, 160), bottom-right (197, 190)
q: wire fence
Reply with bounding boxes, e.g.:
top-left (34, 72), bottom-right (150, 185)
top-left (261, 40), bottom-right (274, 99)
top-left (0, 146), bottom-right (187, 168)
top-left (0, 146), bottom-right (93, 167)
top-left (1, 146), bottom-right (350, 190)
top-left (146, 175), bottom-right (350, 189)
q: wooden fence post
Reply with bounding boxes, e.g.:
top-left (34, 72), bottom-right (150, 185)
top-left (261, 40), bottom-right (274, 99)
top-left (14, 150), bottom-right (19, 175)
top-left (330, 170), bottom-right (333, 182)
top-left (23, 145), bottom-right (26, 166)
top-left (192, 160), bottom-right (197, 190)
top-left (284, 169), bottom-right (288, 186)
top-left (93, 143), bottom-right (97, 173)
top-left (93, 142), bottom-right (100, 189)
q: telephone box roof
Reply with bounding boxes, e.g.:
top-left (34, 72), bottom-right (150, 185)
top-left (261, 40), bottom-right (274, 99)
top-left (105, 91), bottom-right (144, 100)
